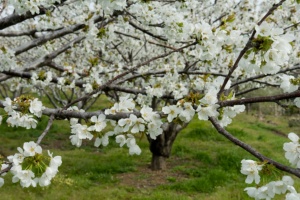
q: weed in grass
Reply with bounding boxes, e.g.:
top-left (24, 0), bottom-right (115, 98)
top-left (257, 135), bottom-right (265, 141)
top-left (124, 186), bottom-right (136, 193)
top-left (52, 174), bottom-right (75, 186)
top-left (183, 168), bottom-right (206, 178)
top-left (165, 168), bottom-right (229, 193)
top-left (166, 176), bottom-right (177, 183)
top-left (227, 128), bottom-right (246, 138)
top-left (256, 123), bottom-right (276, 131)
top-left (193, 152), bottom-right (212, 165)
top-left (172, 145), bottom-right (191, 157)
top-left (186, 127), bottom-right (225, 142)
top-left (216, 150), bottom-right (244, 172)
top-left (86, 172), bottom-right (117, 184)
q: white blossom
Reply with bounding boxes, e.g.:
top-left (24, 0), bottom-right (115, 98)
top-left (29, 99), bottom-right (44, 118)
top-left (162, 105), bottom-right (182, 122)
top-left (7, 147), bottom-right (25, 165)
top-left (283, 133), bottom-right (300, 167)
top-left (179, 102), bottom-right (195, 122)
top-left (3, 97), bottom-right (15, 114)
top-left (140, 106), bottom-right (157, 122)
top-left (88, 114), bottom-right (107, 132)
top-left (286, 186), bottom-right (300, 200)
top-left (294, 98), bottom-right (300, 108)
top-left (197, 104), bottom-right (219, 120)
top-left (116, 135), bottom-right (127, 147)
top-left (240, 159), bottom-right (263, 184)
top-left (0, 177), bottom-right (4, 187)
top-left (129, 144), bottom-right (141, 155)
top-left (23, 141), bottom-right (42, 157)
top-left (280, 75), bottom-right (298, 93)
top-left (15, 170), bottom-right (36, 188)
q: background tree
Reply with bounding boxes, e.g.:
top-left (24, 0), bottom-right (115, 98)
top-left (0, 0), bottom-right (300, 197)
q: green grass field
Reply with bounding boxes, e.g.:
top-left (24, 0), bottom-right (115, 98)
top-left (1, 112), bottom-right (300, 200)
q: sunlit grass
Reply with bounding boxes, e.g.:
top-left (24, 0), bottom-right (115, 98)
top-left (0, 112), bottom-right (300, 199)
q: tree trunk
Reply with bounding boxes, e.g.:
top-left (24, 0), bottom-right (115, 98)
top-left (151, 155), bottom-right (167, 170)
top-left (147, 122), bottom-right (186, 170)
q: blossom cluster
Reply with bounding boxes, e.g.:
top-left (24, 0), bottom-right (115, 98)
top-left (255, 22), bottom-right (295, 75)
top-left (0, 47), bottom-right (16, 72)
top-left (279, 75), bottom-right (299, 94)
top-left (283, 133), bottom-right (300, 168)
top-left (241, 132), bottom-right (300, 199)
top-left (104, 95), bottom-right (135, 114)
top-left (140, 106), bottom-right (163, 140)
top-left (70, 118), bottom-right (93, 148)
top-left (68, 96), bottom-right (164, 155)
top-left (162, 101), bottom-right (195, 123)
top-left (69, 113), bottom-right (143, 155)
top-left (240, 19), bottom-right (296, 76)
top-left (7, 0), bottom-right (62, 15)
top-left (116, 134), bottom-right (141, 155)
top-left (195, 77), bottom-right (245, 127)
top-left (31, 71), bottom-right (53, 88)
top-left (245, 176), bottom-right (299, 200)
top-left (1, 141), bottom-right (62, 188)
top-left (2, 97), bottom-right (44, 129)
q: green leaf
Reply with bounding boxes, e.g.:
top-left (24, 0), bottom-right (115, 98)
top-left (176, 22), bottom-right (184, 28)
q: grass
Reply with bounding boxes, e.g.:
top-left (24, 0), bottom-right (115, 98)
top-left (1, 112), bottom-right (300, 199)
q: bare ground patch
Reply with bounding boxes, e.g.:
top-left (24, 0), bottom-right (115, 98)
top-left (117, 157), bottom-right (190, 188)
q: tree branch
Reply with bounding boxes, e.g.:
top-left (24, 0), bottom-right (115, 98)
top-left (231, 64), bottom-right (300, 88)
top-left (36, 114), bottom-right (55, 145)
top-left (0, 1), bottom-right (67, 30)
top-left (114, 30), bottom-right (176, 50)
top-left (209, 117), bottom-right (300, 178)
top-left (14, 24), bottom-right (85, 56)
top-left (128, 19), bottom-right (167, 41)
top-left (0, 27), bottom-right (64, 37)
top-left (219, 90), bottom-right (300, 107)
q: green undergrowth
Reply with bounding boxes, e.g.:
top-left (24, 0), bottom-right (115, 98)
top-left (0, 113), bottom-right (300, 199)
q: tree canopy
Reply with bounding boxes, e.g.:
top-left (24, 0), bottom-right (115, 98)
top-left (1, 0), bottom-right (300, 198)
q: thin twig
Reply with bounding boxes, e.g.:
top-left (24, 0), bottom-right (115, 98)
top-left (37, 114), bottom-right (55, 145)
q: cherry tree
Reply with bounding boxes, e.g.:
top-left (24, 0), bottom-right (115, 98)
top-left (0, 0), bottom-right (300, 198)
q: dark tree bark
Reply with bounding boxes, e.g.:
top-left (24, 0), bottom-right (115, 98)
top-left (147, 122), bottom-right (187, 170)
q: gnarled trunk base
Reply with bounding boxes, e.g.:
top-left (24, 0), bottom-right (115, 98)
top-left (151, 155), bottom-right (167, 170)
